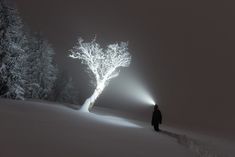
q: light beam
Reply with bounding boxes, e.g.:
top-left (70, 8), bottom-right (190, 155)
top-left (111, 75), bottom-right (157, 106)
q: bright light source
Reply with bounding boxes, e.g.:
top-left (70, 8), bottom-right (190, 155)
top-left (144, 94), bottom-right (156, 106)
top-left (112, 76), bottom-right (157, 106)
top-left (132, 86), bottom-right (155, 106)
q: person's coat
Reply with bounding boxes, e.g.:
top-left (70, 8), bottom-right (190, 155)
top-left (151, 109), bottom-right (162, 126)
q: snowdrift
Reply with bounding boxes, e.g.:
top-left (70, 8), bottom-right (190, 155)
top-left (0, 99), bottom-right (233, 157)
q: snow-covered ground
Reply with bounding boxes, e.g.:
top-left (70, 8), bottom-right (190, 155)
top-left (0, 99), bottom-right (234, 157)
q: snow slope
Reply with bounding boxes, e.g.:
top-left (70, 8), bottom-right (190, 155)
top-left (0, 99), bottom-right (233, 157)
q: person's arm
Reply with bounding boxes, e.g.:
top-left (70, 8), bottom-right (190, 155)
top-left (151, 112), bottom-right (154, 125)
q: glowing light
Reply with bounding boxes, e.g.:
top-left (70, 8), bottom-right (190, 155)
top-left (111, 75), bottom-right (157, 106)
top-left (69, 38), bottom-right (131, 112)
top-left (136, 89), bottom-right (155, 106)
top-left (144, 94), bottom-right (156, 106)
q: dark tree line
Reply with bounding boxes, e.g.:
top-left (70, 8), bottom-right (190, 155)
top-left (50, 70), bottom-right (79, 104)
top-left (0, 0), bottom-right (79, 104)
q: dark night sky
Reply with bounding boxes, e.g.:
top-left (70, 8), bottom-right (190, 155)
top-left (15, 0), bottom-right (235, 137)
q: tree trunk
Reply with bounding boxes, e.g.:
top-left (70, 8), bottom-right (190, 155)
top-left (80, 85), bottom-right (104, 112)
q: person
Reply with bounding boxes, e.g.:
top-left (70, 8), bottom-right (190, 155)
top-left (151, 104), bottom-right (162, 132)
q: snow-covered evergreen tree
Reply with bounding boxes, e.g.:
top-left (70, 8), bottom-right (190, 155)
top-left (25, 33), bottom-right (57, 99)
top-left (0, 0), bottom-right (57, 100)
top-left (23, 32), bottom-right (39, 98)
top-left (0, 0), bottom-right (28, 100)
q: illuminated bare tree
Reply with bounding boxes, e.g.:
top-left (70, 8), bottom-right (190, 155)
top-left (69, 38), bottom-right (131, 112)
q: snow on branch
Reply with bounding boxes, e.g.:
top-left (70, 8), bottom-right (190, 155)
top-left (69, 37), bottom-right (131, 111)
top-left (69, 38), bottom-right (131, 86)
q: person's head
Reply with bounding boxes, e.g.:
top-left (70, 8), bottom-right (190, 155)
top-left (154, 104), bottom-right (159, 110)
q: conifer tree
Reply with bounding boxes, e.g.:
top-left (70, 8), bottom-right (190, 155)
top-left (0, 0), bottom-right (28, 99)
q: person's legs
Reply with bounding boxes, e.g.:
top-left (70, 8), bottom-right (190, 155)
top-left (154, 123), bottom-right (160, 131)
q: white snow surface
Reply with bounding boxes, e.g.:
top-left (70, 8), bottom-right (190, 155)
top-left (0, 99), bottom-right (234, 157)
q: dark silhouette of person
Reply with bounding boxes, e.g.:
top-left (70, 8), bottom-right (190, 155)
top-left (151, 104), bottom-right (162, 131)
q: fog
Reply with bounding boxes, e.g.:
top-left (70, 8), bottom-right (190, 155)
top-left (16, 0), bottom-right (235, 138)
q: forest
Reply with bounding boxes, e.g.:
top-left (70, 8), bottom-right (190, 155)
top-left (0, 0), bottom-right (78, 104)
